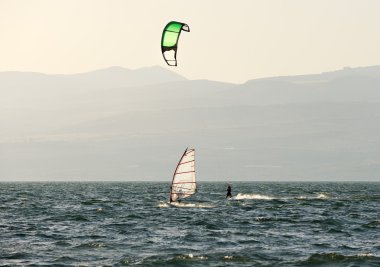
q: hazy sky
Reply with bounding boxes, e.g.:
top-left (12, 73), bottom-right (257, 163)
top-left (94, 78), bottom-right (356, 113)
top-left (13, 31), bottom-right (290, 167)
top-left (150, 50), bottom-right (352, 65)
top-left (1, 0), bottom-right (380, 83)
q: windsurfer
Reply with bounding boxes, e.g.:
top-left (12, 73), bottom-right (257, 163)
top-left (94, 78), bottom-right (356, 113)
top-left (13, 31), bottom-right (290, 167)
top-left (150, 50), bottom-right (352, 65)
top-left (226, 185), bottom-right (232, 198)
top-left (169, 186), bottom-right (182, 203)
top-left (178, 188), bottom-right (183, 203)
top-left (170, 186), bottom-right (173, 203)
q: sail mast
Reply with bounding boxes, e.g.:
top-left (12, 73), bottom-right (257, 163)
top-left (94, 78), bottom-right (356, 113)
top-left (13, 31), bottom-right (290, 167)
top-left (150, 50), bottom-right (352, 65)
top-left (170, 148), bottom-right (188, 202)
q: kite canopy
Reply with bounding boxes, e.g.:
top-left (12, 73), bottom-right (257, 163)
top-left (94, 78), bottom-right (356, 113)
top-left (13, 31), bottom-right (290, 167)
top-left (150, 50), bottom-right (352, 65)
top-left (161, 21), bottom-right (190, 66)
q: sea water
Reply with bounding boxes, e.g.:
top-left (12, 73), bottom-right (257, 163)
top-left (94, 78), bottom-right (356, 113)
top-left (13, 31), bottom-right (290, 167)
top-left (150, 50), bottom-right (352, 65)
top-left (0, 182), bottom-right (379, 266)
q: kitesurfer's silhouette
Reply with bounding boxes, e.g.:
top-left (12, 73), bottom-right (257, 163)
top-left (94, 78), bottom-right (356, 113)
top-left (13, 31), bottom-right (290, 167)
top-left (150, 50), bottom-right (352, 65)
top-left (226, 185), bottom-right (232, 198)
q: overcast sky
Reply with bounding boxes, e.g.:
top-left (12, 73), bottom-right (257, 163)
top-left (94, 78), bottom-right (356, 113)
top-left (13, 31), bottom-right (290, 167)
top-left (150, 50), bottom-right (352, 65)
top-left (1, 0), bottom-right (380, 83)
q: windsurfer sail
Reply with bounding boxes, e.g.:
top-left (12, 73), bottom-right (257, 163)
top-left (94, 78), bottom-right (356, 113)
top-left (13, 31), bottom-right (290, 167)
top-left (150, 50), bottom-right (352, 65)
top-left (170, 148), bottom-right (196, 203)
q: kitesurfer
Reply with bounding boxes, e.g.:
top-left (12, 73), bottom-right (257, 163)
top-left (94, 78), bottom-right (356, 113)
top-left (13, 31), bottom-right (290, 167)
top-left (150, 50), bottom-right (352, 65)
top-left (226, 185), bottom-right (232, 198)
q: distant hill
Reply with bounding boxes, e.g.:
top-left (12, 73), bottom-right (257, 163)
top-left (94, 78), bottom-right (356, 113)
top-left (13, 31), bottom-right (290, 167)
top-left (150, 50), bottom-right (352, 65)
top-left (0, 66), bottom-right (186, 109)
top-left (1, 65), bottom-right (380, 181)
top-left (0, 65), bottom-right (186, 89)
top-left (212, 66), bottom-right (380, 106)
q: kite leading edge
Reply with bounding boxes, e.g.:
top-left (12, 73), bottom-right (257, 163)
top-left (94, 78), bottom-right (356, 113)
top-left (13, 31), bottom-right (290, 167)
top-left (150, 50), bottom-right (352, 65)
top-left (161, 21), bottom-right (190, 66)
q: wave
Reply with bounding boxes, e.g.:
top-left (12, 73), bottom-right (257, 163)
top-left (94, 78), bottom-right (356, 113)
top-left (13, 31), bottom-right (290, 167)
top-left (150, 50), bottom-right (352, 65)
top-left (231, 192), bottom-right (330, 201)
top-left (299, 252), bottom-right (378, 266)
top-left (74, 242), bottom-right (106, 249)
top-left (157, 201), bottom-right (215, 208)
top-left (357, 253), bottom-right (376, 257)
top-left (295, 192), bottom-right (331, 200)
top-left (316, 193), bottom-right (330, 199)
top-left (124, 253), bottom-right (208, 266)
top-left (364, 219), bottom-right (380, 228)
top-left (233, 193), bottom-right (274, 200)
top-left (127, 253), bottom-right (253, 266)
top-left (157, 201), bottom-right (169, 208)
top-left (158, 192), bottom-right (331, 206)
top-left (176, 253), bottom-right (208, 260)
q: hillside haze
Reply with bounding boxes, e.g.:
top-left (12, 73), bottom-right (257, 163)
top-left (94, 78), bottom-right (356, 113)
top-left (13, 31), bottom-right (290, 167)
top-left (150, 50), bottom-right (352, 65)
top-left (1, 66), bottom-right (380, 181)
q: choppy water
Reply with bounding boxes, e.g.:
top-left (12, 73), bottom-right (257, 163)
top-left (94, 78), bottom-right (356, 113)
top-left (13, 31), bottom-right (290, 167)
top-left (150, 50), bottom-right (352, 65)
top-left (0, 182), bottom-right (379, 266)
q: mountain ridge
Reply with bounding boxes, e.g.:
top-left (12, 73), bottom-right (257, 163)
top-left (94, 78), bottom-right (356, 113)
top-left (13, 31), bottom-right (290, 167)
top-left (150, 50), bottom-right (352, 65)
top-left (1, 65), bottom-right (380, 181)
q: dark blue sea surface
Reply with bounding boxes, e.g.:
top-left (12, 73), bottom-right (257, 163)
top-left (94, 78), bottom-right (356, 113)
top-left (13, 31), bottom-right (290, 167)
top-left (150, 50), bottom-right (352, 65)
top-left (0, 182), bottom-right (379, 266)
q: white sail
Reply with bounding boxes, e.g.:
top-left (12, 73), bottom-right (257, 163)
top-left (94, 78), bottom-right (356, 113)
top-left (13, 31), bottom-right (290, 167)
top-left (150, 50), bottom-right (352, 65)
top-left (170, 148), bottom-right (196, 202)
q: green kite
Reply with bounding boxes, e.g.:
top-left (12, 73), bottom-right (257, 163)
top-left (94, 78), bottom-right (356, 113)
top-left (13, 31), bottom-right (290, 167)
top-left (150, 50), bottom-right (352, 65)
top-left (161, 21), bottom-right (190, 66)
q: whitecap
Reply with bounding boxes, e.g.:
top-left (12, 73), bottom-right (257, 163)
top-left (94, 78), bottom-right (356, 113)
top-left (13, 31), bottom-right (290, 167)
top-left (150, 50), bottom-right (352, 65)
top-left (317, 193), bottom-right (329, 199)
top-left (295, 193), bottom-right (330, 200)
top-left (157, 201), bottom-right (214, 208)
top-left (177, 253), bottom-right (208, 260)
top-left (157, 201), bottom-right (169, 208)
top-left (170, 202), bottom-right (215, 208)
top-left (234, 193), bottom-right (274, 200)
top-left (357, 253), bottom-right (375, 257)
